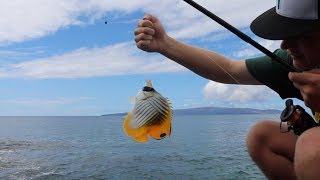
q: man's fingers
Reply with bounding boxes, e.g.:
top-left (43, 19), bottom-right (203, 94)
top-left (134, 33), bottom-right (153, 43)
top-left (134, 14), bottom-right (159, 52)
top-left (289, 72), bottom-right (318, 85)
top-left (137, 19), bottom-right (153, 29)
top-left (143, 13), bottom-right (153, 21)
top-left (143, 13), bottom-right (158, 23)
top-left (136, 40), bottom-right (151, 51)
top-left (134, 26), bottom-right (155, 36)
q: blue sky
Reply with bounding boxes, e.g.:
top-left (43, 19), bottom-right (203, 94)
top-left (0, 0), bottom-right (303, 116)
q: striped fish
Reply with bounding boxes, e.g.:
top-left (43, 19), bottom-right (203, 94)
top-left (123, 80), bottom-right (172, 143)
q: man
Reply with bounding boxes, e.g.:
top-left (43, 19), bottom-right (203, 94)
top-left (134, 0), bottom-right (320, 179)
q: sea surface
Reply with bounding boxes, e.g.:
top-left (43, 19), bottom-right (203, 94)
top-left (0, 114), bottom-right (280, 180)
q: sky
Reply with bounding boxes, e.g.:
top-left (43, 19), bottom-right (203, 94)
top-left (0, 0), bottom-right (304, 116)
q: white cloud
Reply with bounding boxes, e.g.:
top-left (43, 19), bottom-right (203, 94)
top-left (0, 0), bottom-right (278, 79)
top-left (0, 0), bottom-right (149, 44)
top-left (234, 39), bottom-right (282, 58)
top-left (0, 0), bottom-right (275, 44)
top-left (0, 46), bottom-right (46, 61)
top-left (0, 96), bottom-right (101, 115)
top-left (0, 42), bottom-right (186, 79)
top-left (163, 0), bottom-right (274, 39)
top-left (182, 98), bottom-right (202, 108)
top-left (203, 81), bottom-right (277, 102)
top-left (0, 0), bottom-right (81, 44)
top-left (4, 97), bottom-right (93, 106)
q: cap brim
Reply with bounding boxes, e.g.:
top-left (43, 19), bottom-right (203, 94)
top-left (250, 7), bottom-right (320, 40)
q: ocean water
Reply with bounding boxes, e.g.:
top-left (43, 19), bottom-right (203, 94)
top-left (0, 114), bottom-right (279, 180)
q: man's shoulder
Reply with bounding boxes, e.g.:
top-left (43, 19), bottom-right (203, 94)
top-left (273, 49), bottom-right (291, 60)
top-left (245, 48), bottom-right (292, 69)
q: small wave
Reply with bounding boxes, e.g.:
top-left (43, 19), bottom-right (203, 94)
top-left (33, 170), bottom-right (60, 179)
top-left (0, 149), bottom-right (14, 154)
top-left (0, 139), bottom-right (32, 151)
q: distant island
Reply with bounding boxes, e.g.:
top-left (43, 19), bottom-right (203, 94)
top-left (101, 106), bottom-right (281, 116)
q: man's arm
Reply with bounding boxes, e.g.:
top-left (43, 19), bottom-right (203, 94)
top-left (134, 14), bottom-right (261, 85)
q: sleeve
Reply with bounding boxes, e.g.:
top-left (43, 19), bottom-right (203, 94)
top-left (245, 49), bottom-right (302, 100)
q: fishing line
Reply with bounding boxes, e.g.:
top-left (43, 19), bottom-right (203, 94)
top-left (204, 53), bottom-right (283, 118)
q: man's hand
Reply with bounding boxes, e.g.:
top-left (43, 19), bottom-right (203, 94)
top-left (289, 69), bottom-right (320, 112)
top-left (134, 14), bottom-right (167, 53)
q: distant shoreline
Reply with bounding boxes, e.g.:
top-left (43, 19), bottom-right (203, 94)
top-left (101, 106), bottom-right (281, 116)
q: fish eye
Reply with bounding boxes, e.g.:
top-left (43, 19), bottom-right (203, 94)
top-left (142, 86), bottom-right (155, 92)
top-left (160, 133), bottom-right (166, 138)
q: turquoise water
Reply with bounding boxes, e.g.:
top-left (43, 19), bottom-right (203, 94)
top-left (0, 114), bottom-right (277, 179)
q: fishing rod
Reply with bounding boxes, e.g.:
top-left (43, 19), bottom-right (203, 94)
top-left (183, 0), bottom-right (320, 136)
top-left (183, 0), bottom-right (301, 72)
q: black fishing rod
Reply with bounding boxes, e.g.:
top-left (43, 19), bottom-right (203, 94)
top-left (183, 0), bottom-right (301, 72)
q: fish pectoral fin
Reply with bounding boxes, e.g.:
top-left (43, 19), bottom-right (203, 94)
top-left (123, 113), bottom-right (149, 143)
top-left (123, 113), bottom-right (145, 136)
top-left (129, 96), bottom-right (136, 104)
top-left (123, 113), bottom-right (135, 136)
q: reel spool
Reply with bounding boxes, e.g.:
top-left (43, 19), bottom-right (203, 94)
top-left (280, 99), bottom-right (318, 136)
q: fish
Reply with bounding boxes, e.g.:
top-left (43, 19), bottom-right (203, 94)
top-left (123, 80), bottom-right (172, 143)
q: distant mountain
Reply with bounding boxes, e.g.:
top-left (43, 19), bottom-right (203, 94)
top-left (172, 107), bottom-right (281, 115)
top-left (101, 106), bottom-right (281, 116)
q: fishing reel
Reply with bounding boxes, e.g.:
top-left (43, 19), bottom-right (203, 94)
top-left (280, 99), bottom-right (319, 136)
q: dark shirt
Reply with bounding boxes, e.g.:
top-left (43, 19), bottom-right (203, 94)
top-left (245, 49), bottom-right (303, 100)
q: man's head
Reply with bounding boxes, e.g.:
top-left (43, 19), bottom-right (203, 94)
top-left (251, 0), bottom-right (320, 70)
top-left (280, 31), bottom-right (320, 70)
top-left (250, 0), bottom-right (320, 40)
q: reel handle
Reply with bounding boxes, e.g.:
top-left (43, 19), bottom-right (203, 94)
top-left (280, 99), bottom-right (295, 122)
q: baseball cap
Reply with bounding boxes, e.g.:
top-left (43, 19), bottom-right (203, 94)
top-left (250, 0), bottom-right (320, 40)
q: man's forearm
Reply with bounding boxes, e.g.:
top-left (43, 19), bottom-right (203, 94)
top-left (159, 35), bottom-right (241, 83)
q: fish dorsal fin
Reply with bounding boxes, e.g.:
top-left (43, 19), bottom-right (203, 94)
top-left (129, 96), bottom-right (136, 104)
top-left (145, 79), bottom-right (153, 88)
